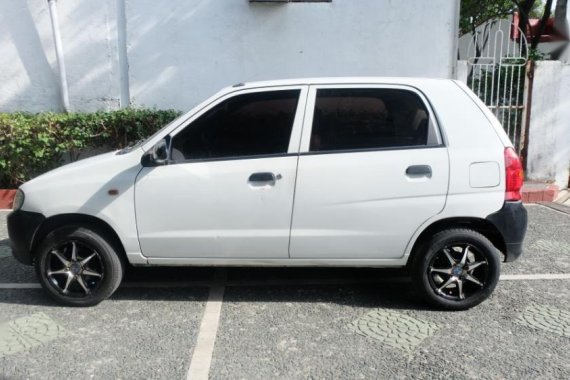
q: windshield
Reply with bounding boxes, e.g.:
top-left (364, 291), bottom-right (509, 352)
top-left (141, 116), bottom-right (183, 146)
top-left (116, 115), bottom-right (183, 155)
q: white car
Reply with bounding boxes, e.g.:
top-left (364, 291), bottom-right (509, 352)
top-left (8, 78), bottom-right (527, 309)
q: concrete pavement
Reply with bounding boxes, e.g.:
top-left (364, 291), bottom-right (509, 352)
top-left (0, 204), bottom-right (569, 379)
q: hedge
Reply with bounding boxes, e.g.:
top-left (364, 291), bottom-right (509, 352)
top-left (0, 109), bottom-right (181, 188)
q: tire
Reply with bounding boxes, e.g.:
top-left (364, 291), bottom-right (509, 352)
top-left (411, 228), bottom-right (501, 311)
top-left (35, 225), bottom-right (124, 307)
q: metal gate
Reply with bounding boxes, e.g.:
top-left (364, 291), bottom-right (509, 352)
top-left (467, 20), bottom-right (529, 154)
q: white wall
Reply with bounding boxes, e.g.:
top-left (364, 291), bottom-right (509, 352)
top-left (0, 0), bottom-right (459, 113)
top-left (0, 0), bottom-right (121, 112)
top-left (127, 0), bottom-right (459, 110)
top-left (527, 61), bottom-right (570, 188)
top-left (456, 60), bottom-right (469, 83)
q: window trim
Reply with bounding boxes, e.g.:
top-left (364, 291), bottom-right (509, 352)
top-left (167, 85), bottom-right (309, 165)
top-left (298, 84), bottom-right (445, 155)
top-left (298, 144), bottom-right (446, 157)
top-left (167, 152), bottom-right (299, 165)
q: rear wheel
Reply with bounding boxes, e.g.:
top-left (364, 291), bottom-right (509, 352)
top-left (35, 226), bottom-right (124, 307)
top-left (411, 229), bottom-right (500, 310)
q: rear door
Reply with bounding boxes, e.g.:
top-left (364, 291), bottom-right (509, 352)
top-left (289, 85), bottom-right (449, 259)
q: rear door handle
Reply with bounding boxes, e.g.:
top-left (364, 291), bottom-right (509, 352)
top-left (406, 165), bottom-right (432, 178)
top-left (248, 172), bottom-right (281, 186)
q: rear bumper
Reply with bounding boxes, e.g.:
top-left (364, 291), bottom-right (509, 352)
top-left (486, 201), bottom-right (528, 262)
top-left (7, 210), bottom-right (45, 265)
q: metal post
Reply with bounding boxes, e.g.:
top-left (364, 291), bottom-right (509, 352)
top-left (116, 0), bottom-right (130, 108)
top-left (47, 0), bottom-right (70, 112)
top-left (520, 60), bottom-right (535, 171)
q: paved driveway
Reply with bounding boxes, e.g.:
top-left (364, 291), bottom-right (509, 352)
top-left (0, 204), bottom-right (569, 379)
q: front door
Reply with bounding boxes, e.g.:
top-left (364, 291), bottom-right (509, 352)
top-left (290, 85), bottom-right (449, 259)
top-left (135, 87), bottom-right (307, 259)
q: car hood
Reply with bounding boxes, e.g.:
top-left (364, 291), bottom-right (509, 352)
top-left (21, 148), bottom-right (144, 193)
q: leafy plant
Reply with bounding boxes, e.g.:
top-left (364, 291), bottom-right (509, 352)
top-left (0, 109), bottom-right (181, 188)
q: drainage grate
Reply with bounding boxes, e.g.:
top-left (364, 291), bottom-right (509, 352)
top-left (348, 309), bottom-right (439, 353)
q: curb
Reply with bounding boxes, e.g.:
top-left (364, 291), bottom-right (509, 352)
top-left (521, 184), bottom-right (559, 203)
top-left (0, 190), bottom-right (16, 209)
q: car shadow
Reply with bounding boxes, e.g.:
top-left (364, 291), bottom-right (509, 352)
top-left (0, 266), bottom-right (434, 311)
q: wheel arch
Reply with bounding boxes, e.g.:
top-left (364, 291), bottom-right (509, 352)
top-left (407, 217), bottom-right (507, 266)
top-left (31, 213), bottom-right (127, 264)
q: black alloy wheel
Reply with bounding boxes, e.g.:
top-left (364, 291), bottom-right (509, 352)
top-left (412, 228), bottom-right (501, 310)
top-left (35, 226), bottom-right (124, 307)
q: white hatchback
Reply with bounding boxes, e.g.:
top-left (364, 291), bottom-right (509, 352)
top-left (8, 78), bottom-right (527, 309)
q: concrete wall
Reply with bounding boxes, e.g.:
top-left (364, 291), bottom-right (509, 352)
top-left (456, 60), bottom-right (469, 84)
top-left (0, 0), bottom-right (121, 112)
top-left (126, 0), bottom-right (459, 110)
top-left (0, 0), bottom-right (459, 113)
top-left (527, 61), bottom-right (570, 188)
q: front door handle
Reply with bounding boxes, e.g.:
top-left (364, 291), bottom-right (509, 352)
top-left (248, 172), bottom-right (281, 187)
top-left (406, 165), bottom-right (432, 178)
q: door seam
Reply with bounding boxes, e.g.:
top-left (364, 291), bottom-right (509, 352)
top-left (287, 86), bottom-right (311, 258)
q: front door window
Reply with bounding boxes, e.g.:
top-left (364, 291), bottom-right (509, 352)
top-left (171, 90), bottom-right (301, 161)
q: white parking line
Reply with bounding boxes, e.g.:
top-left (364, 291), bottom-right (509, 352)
top-left (186, 270), bottom-right (226, 380)
top-left (0, 283), bottom-right (41, 289)
top-left (0, 273), bottom-right (570, 290)
top-left (500, 273), bottom-right (570, 280)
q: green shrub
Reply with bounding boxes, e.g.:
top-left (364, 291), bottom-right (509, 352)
top-left (0, 109), bottom-right (181, 188)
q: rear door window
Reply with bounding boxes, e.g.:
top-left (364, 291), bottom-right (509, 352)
top-left (310, 88), bottom-right (438, 152)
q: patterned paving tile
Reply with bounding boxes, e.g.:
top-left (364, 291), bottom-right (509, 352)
top-left (0, 245), bottom-right (11, 259)
top-left (530, 240), bottom-right (570, 255)
top-left (515, 304), bottom-right (570, 338)
top-left (0, 313), bottom-right (67, 358)
top-left (348, 309), bottom-right (439, 353)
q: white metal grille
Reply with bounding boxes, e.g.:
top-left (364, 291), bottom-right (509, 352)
top-left (467, 20), bottom-right (528, 154)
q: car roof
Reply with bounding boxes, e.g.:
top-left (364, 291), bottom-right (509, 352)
top-left (224, 77), bottom-right (451, 92)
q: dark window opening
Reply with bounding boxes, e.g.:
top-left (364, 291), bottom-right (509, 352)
top-left (310, 88), bottom-right (432, 152)
top-left (172, 90), bottom-right (300, 161)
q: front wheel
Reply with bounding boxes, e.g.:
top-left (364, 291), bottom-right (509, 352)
top-left (35, 226), bottom-right (124, 307)
top-left (411, 229), bottom-right (501, 311)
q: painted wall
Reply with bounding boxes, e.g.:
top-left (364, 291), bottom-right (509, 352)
top-left (527, 61), bottom-right (570, 188)
top-left (456, 60), bottom-right (469, 84)
top-left (0, 0), bottom-right (459, 113)
top-left (126, 0), bottom-right (459, 110)
top-left (0, 0), bottom-right (121, 112)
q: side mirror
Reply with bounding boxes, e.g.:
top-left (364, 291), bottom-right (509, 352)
top-left (141, 138), bottom-right (169, 167)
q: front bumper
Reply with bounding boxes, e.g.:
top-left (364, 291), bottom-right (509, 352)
top-left (7, 210), bottom-right (45, 265)
top-left (486, 201), bottom-right (528, 262)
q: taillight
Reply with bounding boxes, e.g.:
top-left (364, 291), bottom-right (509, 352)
top-left (504, 147), bottom-right (524, 201)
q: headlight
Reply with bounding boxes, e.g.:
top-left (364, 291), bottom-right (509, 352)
top-left (12, 189), bottom-right (25, 211)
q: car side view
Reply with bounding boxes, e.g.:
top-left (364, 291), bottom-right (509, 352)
top-left (7, 77), bottom-right (527, 310)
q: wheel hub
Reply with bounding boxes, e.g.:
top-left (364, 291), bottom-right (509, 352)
top-left (46, 241), bottom-right (104, 297)
top-left (70, 262), bottom-right (82, 275)
top-left (451, 265), bottom-right (464, 277)
top-left (428, 244), bottom-right (489, 301)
